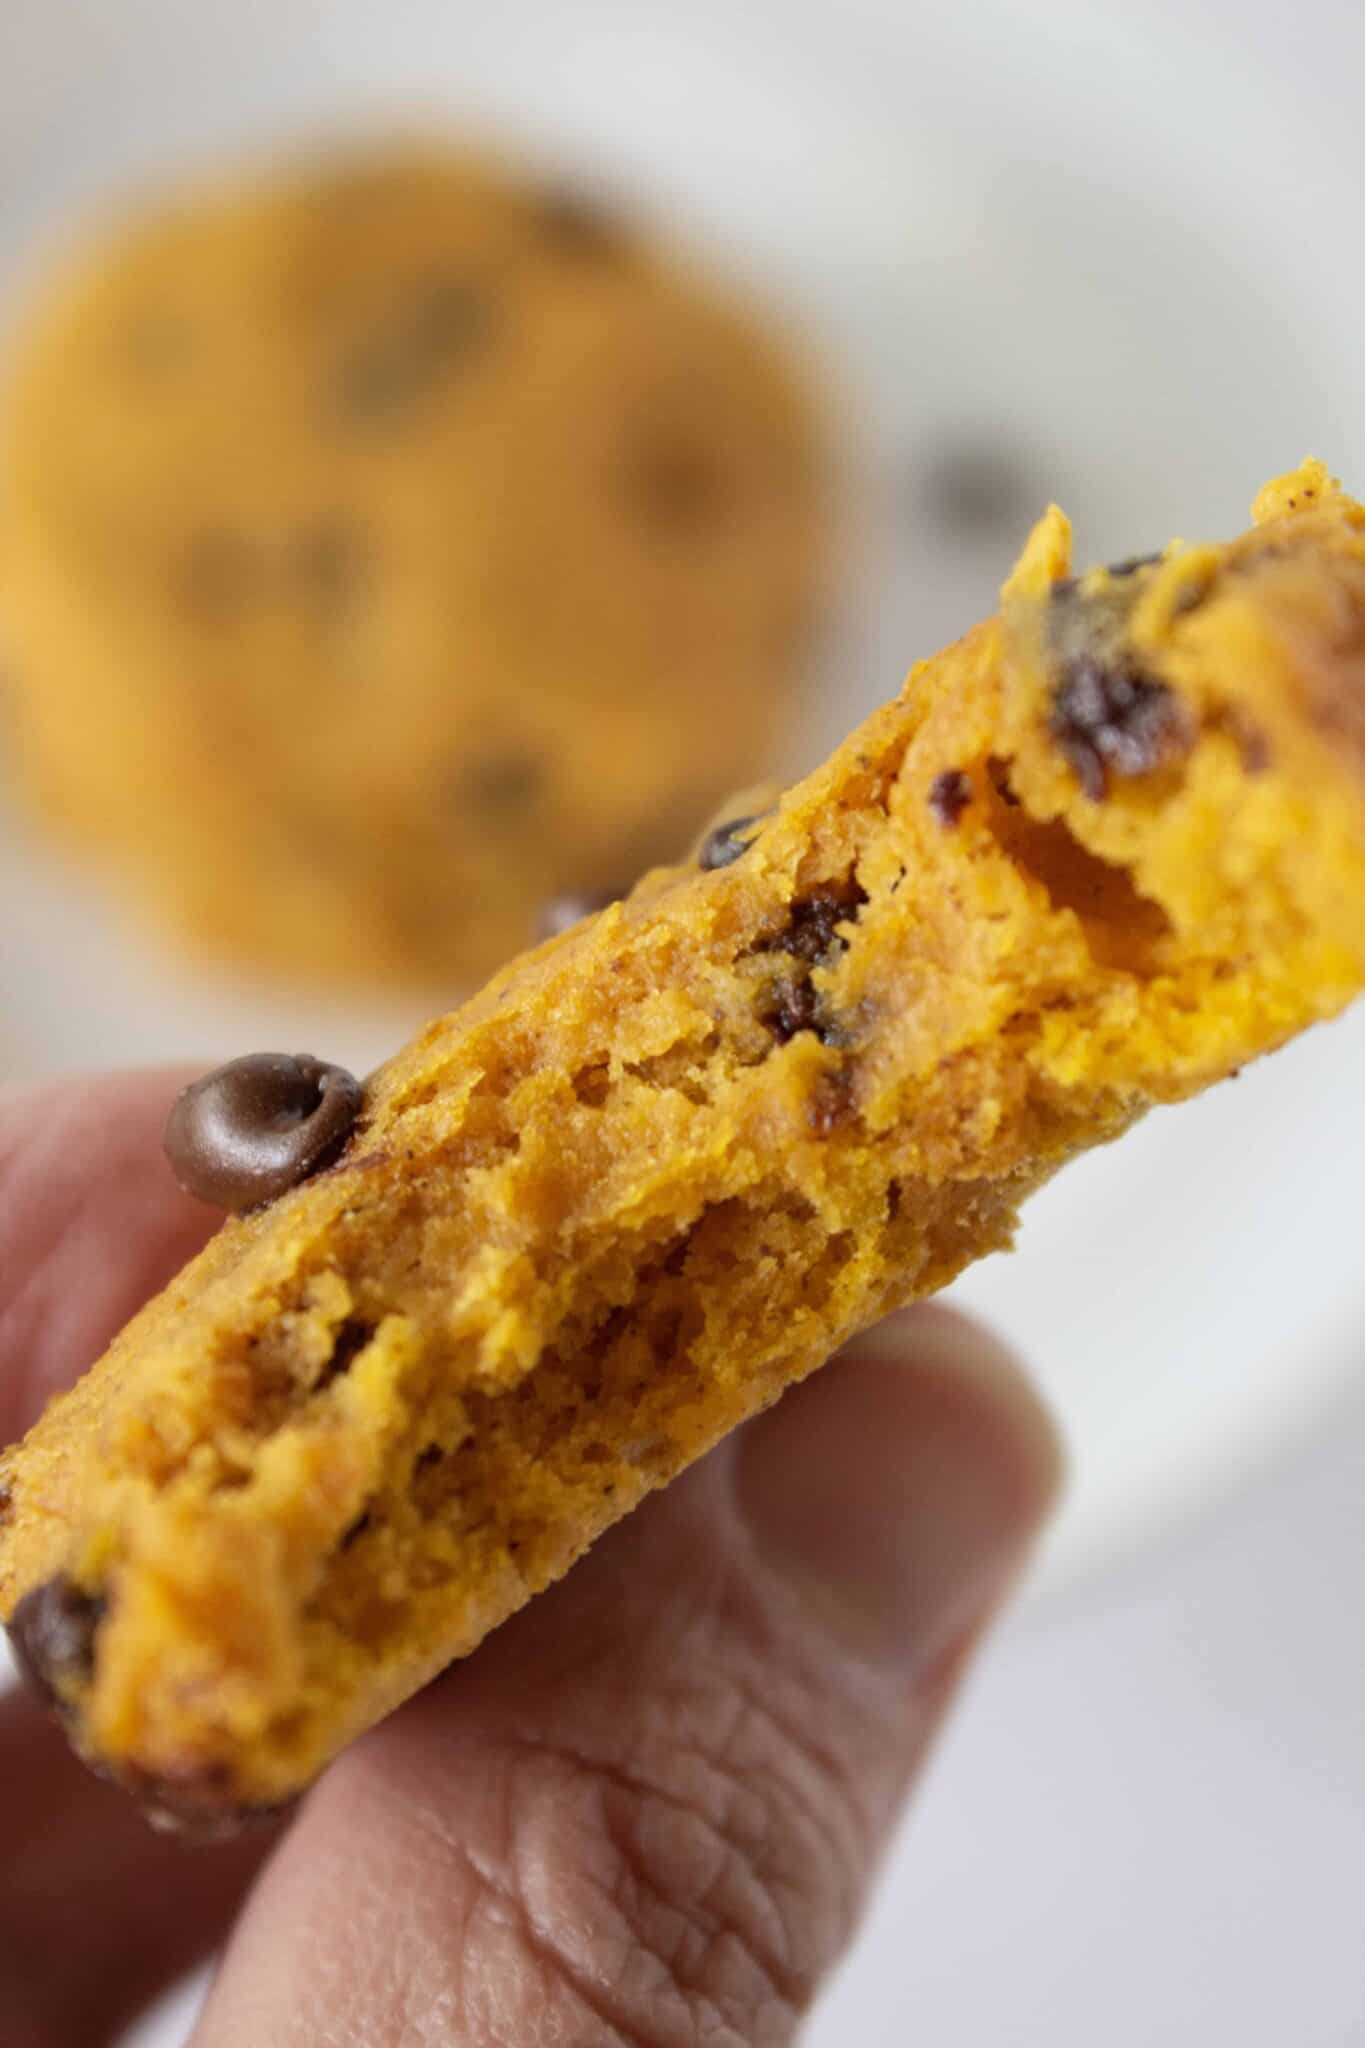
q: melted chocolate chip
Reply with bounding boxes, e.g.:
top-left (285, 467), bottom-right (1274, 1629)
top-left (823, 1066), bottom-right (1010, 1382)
top-left (771, 887), bottom-right (866, 964)
top-left (7, 1575), bottom-right (106, 1714)
top-left (0, 1477), bottom-right (12, 1530)
top-left (125, 1765), bottom-right (292, 1840)
top-left (164, 1054), bottom-right (363, 1212)
top-left (336, 280), bottom-right (491, 422)
top-left (699, 815), bottom-right (764, 871)
top-left (1049, 653), bottom-right (1185, 801)
top-left (534, 887), bottom-right (621, 942)
top-left (752, 884), bottom-right (866, 1046)
top-left (928, 767), bottom-right (972, 826)
top-left (764, 978), bottom-right (825, 1044)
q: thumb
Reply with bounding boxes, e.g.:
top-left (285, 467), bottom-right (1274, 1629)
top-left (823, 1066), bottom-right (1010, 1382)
top-left (192, 1308), bottom-right (1062, 2047)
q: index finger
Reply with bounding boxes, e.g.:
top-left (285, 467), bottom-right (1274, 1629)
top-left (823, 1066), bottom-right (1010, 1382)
top-left (0, 1067), bottom-right (278, 2048)
top-left (0, 1067), bottom-right (213, 1446)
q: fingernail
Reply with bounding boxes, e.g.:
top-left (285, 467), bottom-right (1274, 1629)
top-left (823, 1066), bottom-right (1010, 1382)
top-left (734, 1308), bottom-right (1065, 1675)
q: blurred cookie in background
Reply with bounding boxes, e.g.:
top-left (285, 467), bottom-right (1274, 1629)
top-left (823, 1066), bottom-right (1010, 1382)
top-left (0, 142), bottom-right (828, 988)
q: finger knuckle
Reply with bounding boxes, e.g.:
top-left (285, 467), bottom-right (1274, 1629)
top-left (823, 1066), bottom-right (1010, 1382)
top-left (465, 1652), bottom-right (875, 2047)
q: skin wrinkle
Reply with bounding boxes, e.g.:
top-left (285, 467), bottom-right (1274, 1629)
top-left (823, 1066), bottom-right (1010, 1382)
top-left (675, 1576), bottom-right (888, 1943)
top-left (565, 1536), bottom-right (887, 1890)
top-left (712, 1661), bottom-right (881, 1923)
top-left (531, 1673), bottom-right (839, 1966)
top-left (448, 1475), bottom-right (907, 2046)
top-left (476, 1642), bottom-right (901, 2044)
top-left (502, 1734), bottom-right (797, 1993)
top-left (506, 1740), bottom-right (802, 2040)
top-left (593, 1775), bottom-right (804, 2026)
top-left (476, 1514), bottom-right (893, 2027)
top-left (620, 1684), bottom-right (848, 2001)
top-left (389, 1794), bottom-right (640, 2048)
top-left (252, 1553), bottom-right (912, 2048)
top-left (460, 1834), bottom-right (660, 2048)
top-left (682, 1696), bottom-right (864, 1996)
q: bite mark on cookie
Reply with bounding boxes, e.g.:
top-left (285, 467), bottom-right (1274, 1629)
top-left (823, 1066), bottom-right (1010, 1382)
top-left (1050, 653), bottom-right (1188, 800)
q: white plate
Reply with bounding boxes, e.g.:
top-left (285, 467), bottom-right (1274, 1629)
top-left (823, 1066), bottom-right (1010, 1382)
top-left (2, 0), bottom-right (1363, 1610)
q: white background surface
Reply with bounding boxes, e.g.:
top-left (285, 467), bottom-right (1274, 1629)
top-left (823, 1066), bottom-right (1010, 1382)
top-left (813, 1366), bottom-right (1365, 2048)
top-left (0, 1), bottom-right (1362, 2042)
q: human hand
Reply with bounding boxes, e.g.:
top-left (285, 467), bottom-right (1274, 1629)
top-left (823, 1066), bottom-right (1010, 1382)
top-left (1, 1069), bottom-right (1062, 2048)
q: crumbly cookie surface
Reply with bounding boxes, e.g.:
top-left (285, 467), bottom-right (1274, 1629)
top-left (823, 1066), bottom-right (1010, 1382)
top-left (0, 145), bottom-right (826, 986)
top-left (4, 463), bottom-right (1365, 1828)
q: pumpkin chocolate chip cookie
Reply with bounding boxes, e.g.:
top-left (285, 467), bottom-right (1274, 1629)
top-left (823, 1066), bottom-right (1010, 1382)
top-left (4, 461), bottom-right (1365, 1830)
top-left (0, 142), bottom-right (827, 988)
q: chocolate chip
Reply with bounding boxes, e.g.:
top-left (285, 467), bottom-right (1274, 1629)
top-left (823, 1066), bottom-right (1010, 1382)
top-left (534, 887), bottom-right (621, 942)
top-left (1049, 653), bottom-right (1186, 801)
top-left (928, 767), bottom-right (972, 826)
top-left (752, 888), bottom-right (863, 1044)
top-left (7, 1575), bottom-right (105, 1714)
top-left (0, 1478), bottom-right (12, 1529)
top-left (699, 815), bottom-right (764, 871)
top-left (535, 186), bottom-right (630, 256)
top-left (769, 887), bottom-right (866, 964)
top-left (164, 1053), bottom-right (363, 1213)
top-left (763, 977), bottom-right (825, 1044)
top-left (336, 279), bottom-right (491, 422)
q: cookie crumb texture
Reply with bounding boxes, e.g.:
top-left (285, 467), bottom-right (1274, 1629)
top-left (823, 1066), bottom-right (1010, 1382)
top-left (5, 464), bottom-right (1365, 1824)
top-left (0, 145), bottom-right (827, 987)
